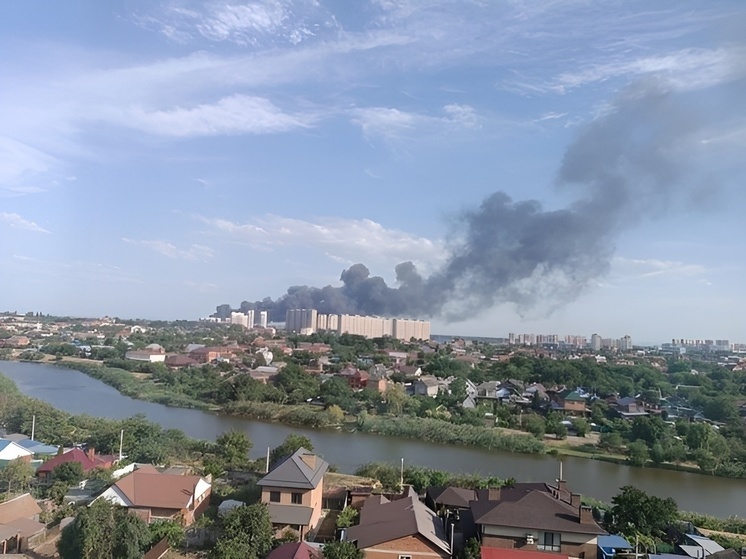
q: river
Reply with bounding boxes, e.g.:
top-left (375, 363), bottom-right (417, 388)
top-left (2, 361), bottom-right (744, 516)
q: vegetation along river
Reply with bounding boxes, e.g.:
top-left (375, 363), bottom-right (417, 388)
top-left (2, 360), bottom-right (745, 517)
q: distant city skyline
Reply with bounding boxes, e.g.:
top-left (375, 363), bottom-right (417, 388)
top-left (2, 2), bottom-right (745, 343)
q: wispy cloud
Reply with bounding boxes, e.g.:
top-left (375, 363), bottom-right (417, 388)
top-left (350, 103), bottom-right (479, 141)
top-left (136, 0), bottom-right (338, 46)
top-left (120, 94), bottom-right (315, 137)
top-left (196, 213), bottom-right (444, 271)
top-left (1, 212), bottom-right (50, 233)
top-left (122, 238), bottom-right (214, 260)
top-left (611, 257), bottom-right (707, 281)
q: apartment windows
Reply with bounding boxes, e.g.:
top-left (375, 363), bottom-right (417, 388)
top-left (269, 491), bottom-right (281, 503)
top-left (291, 492), bottom-right (303, 505)
top-left (538, 532), bottom-right (561, 552)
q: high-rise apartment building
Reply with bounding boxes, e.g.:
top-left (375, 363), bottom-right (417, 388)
top-left (590, 334), bottom-right (602, 351)
top-left (286, 309), bottom-right (429, 341)
top-left (258, 311), bottom-right (268, 329)
top-left (230, 311), bottom-right (253, 329)
top-left (285, 309), bottom-right (318, 335)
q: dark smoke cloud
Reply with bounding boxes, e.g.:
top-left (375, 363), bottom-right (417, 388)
top-left (222, 80), bottom-right (710, 323)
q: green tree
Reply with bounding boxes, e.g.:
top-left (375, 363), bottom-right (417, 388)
top-left (269, 434), bottom-right (314, 468)
top-left (53, 461), bottom-right (85, 484)
top-left (599, 432), bottom-right (624, 453)
top-left (384, 384), bottom-right (408, 416)
top-left (322, 540), bottom-right (364, 559)
top-left (211, 503), bottom-right (274, 559)
top-left (607, 485), bottom-right (678, 538)
top-left (459, 537), bottom-right (481, 559)
top-left (215, 430), bottom-right (253, 471)
top-left (0, 457), bottom-right (35, 493)
top-left (149, 520), bottom-right (185, 547)
top-left (336, 506), bottom-right (359, 529)
top-left (573, 418), bottom-right (590, 438)
top-left (58, 499), bottom-right (151, 559)
top-left (626, 440), bottom-right (650, 467)
top-left (523, 414), bottom-right (546, 439)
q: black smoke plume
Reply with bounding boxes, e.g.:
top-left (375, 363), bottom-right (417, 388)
top-left (220, 80), bottom-right (711, 323)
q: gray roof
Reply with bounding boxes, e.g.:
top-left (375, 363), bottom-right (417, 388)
top-left (346, 494), bottom-right (450, 554)
top-left (258, 448), bottom-right (328, 490)
top-left (267, 504), bottom-right (314, 527)
top-left (686, 534), bottom-right (725, 555)
top-left (0, 524), bottom-right (19, 542)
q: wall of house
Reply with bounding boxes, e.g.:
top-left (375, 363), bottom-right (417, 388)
top-left (363, 534), bottom-right (449, 559)
top-left (481, 526), bottom-right (598, 559)
top-left (260, 482), bottom-right (324, 530)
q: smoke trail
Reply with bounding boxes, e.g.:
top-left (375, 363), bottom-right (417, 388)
top-left (223, 80), bottom-right (710, 322)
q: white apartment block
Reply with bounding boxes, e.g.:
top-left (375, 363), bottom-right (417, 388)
top-left (287, 309), bottom-right (430, 341)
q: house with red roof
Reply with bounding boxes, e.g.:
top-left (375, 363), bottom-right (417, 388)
top-left (35, 447), bottom-right (118, 482)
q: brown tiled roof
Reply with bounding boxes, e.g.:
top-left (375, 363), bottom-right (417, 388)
top-left (267, 541), bottom-right (320, 559)
top-left (0, 494), bottom-right (42, 524)
top-left (6, 517), bottom-right (45, 538)
top-left (114, 470), bottom-right (208, 510)
top-left (470, 489), bottom-right (605, 535)
top-left (346, 494), bottom-right (450, 554)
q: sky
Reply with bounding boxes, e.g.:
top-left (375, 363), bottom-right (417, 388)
top-left (1, 1), bottom-right (745, 344)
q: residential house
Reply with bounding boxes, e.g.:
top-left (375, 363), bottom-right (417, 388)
top-left (610, 397), bottom-right (648, 419)
top-left (36, 447), bottom-right (118, 482)
top-left (597, 535), bottom-right (633, 559)
top-left (345, 488), bottom-right (451, 559)
top-left (97, 464), bottom-right (211, 525)
top-left (164, 354), bottom-right (199, 368)
top-left (415, 375), bottom-right (449, 398)
top-left (189, 346), bottom-right (237, 364)
top-left (15, 438), bottom-right (59, 456)
top-left (339, 367), bottom-right (370, 390)
top-left (551, 390), bottom-right (589, 415)
top-left (258, 448), bottom-right (329, 539)
top-left (426, 486), bottom-right (477, 513)
top-left (468, 481), bottom-right (606, 559)
top-left (267, 541), bottom-right (321, 559)
top-left (125, 348), bottom-right (167, 363)
top-left (677, 534), bottom-right (725, 558)
top-left (0, 493), bottom-right (45, 554)
top-left (0, 440), bottom-right (34, 463)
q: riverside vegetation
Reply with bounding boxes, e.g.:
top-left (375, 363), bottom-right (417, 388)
top-left (11, 322), bottom-right (746, 477)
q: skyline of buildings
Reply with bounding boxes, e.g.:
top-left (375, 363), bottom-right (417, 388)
top-left (286, 308), bottom-right (431, 341)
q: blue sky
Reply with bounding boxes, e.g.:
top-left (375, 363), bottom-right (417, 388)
top-left (2, 1), bottom-right (745, 344)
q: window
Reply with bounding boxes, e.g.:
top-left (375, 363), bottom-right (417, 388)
top-left (269, 491), bottom-right (281, 503)
top-left (291, 492), bottom-right (303, 505)
top-left (398, 555), bottom-right (412, 559)
top-left (538, 532), bottom-right (561, 552)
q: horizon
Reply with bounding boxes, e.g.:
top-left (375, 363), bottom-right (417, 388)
top-left (2, 1), bottom-right (745, 342)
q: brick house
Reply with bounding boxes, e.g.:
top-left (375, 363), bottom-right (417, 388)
top-left (96, 464), bottom-right (211, 526)
top-left (258, 448), bottom-right (328, 539)
top-left (36, 448), bottom-right (118, 482)
top-left (345, 488), bottom-right (451, 559)
top-left (468, 481), bottom-right (605, 559)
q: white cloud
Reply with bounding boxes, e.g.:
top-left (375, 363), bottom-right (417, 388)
top-left (611, 257), bottom-right (707, 281)
top-left (121, 94), bottom-right (315, 137)
top-left (136, 0), bottom-right (337, 46)
top-left (1, 212), bottom-right (50, 233)
top-left (350, 104), bottom-right (480, 141)
top-left (122, 238), bottom-right (214, 260)
top-left (197, 213), bottom-right (444, 272)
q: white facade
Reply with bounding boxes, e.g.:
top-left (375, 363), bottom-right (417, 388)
top-left (0, 440), bottom-right (34, 461)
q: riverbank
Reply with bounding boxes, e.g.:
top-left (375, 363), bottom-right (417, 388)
top-left (0, 357), bottom-right (719, 478)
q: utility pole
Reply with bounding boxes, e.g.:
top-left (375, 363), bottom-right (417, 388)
top-left (31, 415), bottom-right (35, 441)
top-left (266, 447), bottom-right (270, 473)
top-left (119, 429), bottom-right (124, 461)
top-left (400, 457), bottom-right (404, 492)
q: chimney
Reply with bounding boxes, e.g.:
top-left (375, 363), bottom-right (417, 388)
top-left (579, 505), bottom-right (594, 524)
top-left (300, 454), bottom-right (317, 470)
top-left (556, 479), bottom-right (567, 496)
top-left (487, 487), bottom-right (501, 501)
top-left (570, 493), bottom-right (582, 508)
